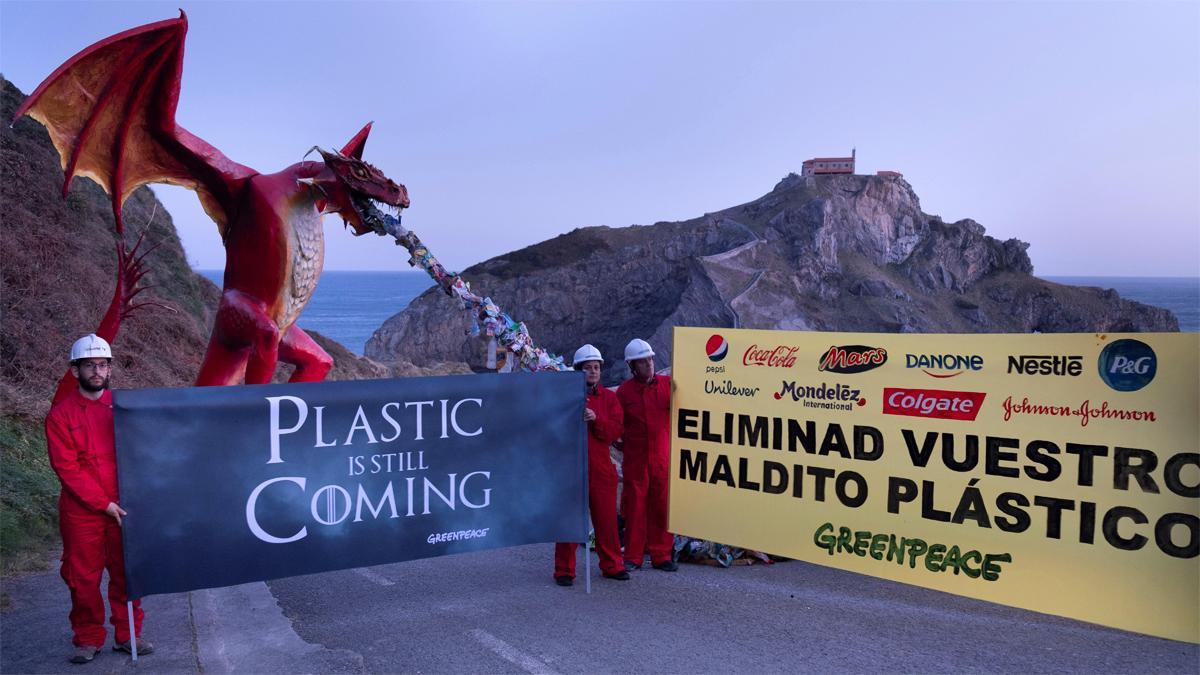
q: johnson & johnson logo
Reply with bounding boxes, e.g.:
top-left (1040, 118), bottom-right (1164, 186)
top-left (743, 344), bottom-right (800, 368)
top-left (817, 345), bottom-right (888, 374)
top-left (882, 387), bottom-right (986, 421)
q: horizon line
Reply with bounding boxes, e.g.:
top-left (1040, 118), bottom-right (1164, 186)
top-left (191, 267), bottom-right (1200, 279)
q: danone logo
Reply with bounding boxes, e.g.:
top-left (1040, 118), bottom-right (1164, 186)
top-left (706, 334), bottom-right (729, 362)
top-left (882, 387), bottom-right (986, 421)
top-left (817, 345), bottom-right (888, 374)
top-left (905, 353), bottom-right (983, 378)
top-left (1097, 339), bottom-right (1157, 392)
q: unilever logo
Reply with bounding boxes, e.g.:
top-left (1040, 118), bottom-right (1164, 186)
top-left (1097, 339), bottom-right (1157, 392)
top-left (706, 334), bottom-right (729, 362)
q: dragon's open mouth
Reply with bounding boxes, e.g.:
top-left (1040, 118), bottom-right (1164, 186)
top-left (350, 192), bottom-right (405, 235)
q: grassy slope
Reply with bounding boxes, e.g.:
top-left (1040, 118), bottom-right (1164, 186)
top-left (0, 418), bottom-right (58, 573)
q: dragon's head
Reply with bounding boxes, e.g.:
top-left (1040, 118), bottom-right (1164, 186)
top-left (311, 123), bottom-right (410, 236)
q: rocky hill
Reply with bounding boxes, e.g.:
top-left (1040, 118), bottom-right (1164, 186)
top-left (367, 173), bottom-right (1177, 385)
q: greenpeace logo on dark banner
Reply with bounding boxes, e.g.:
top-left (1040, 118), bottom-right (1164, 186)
top-left (882, 387), bottom-right (985, 421)
top-left (818, 345), bottom-right (888, 374)
top-left (1007, 355), bottom-right (1083, 377)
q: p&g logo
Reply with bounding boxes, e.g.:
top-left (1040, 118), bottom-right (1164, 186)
top-left (1097, 339), bottom-right (1156, 392)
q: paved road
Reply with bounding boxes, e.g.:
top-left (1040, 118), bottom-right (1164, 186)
top-left (2, 544), bottom-right (1196, 673)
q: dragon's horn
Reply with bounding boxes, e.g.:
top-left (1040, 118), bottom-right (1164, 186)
top-left (341, 122), bottom-right (373, 159)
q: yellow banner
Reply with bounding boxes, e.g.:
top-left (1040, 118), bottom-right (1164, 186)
top-left (669, 327), bottom-right (1199, 642)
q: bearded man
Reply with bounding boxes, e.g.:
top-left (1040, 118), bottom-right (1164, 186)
top-left (45, 334), bottom-right (151, 664)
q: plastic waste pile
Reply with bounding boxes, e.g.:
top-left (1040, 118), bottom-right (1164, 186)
top-left (674, 537), bottom-right (776, 567)
top-left (376, 214), bottom-right (570, 372)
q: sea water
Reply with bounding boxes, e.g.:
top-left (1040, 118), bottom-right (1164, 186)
top-left (198, 271), bottom-right (1199, 355)
top-left (199, 270), bottom-right (432, 355)
top-left (1042, 276), bottom-right (1199, 334)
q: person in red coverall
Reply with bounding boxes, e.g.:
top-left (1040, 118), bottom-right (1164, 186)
top-left (616, 338), bottom-right (678, 572)
top-left (46, 334), bottom-right (152, 664)
top-left (554, 344), bottom-right (629, 586)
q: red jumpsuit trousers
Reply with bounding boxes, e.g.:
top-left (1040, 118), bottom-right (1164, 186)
top-left (46, 389), bottom-right (143, 648)
top-left (617, 374), bottom-right (674, 567)
top-left (555, 385), bottom-right (625, 579)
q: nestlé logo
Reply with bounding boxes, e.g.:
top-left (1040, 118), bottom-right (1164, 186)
top-left (1097, 339), bottom-right (1157, 392)
top-left (905, 353), bottom-right (983, 378)
top-left (817, 345), bottom-right (888, 374)
top-left (1007, 355), bottom-right (1082, 377)
top-left (882, 387), bottom-right (986, 421)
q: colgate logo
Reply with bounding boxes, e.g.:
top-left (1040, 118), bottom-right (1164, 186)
top-left (882, 387), bottom-right (986, 421)
top-left (743, 344), bottom-right (800, 368)
top-left (817, 345), bottom-right (888, 374)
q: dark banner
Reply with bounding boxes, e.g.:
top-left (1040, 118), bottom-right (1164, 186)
top-left (113, 372), bottom-right (587, 598)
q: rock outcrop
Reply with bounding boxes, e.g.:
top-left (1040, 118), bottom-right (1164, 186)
top-left (367, 172), bottom-right (1178, 385)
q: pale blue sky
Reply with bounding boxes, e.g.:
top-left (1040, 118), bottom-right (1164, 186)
top-left (2, 1), bottom-right (1197, 275)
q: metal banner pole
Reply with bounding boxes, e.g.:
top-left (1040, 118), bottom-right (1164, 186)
top-left (126, 601), bottom-right (138, 661)
top-left (585, 531), bottom-right (592, 594)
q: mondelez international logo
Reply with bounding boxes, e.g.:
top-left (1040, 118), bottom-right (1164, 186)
top-left (705, 334), bottom-right (729, 362)
top-left (1097, 339), bottom-right (1157, 392)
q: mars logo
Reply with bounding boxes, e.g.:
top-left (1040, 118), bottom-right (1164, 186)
top-left (1098, 339), bottom-right (1157, 392)
top-left (705, 335), bottom-right (729, 362)
top-left (817, 345), bottom-right (888, 374)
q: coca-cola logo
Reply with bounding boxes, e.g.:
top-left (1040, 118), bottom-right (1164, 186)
top-left (817, 345), bottom-right (888, 374)
top-left (743, 344), bottom-right (800, 368)
top-left (882, 387), bottom-right (986, 421)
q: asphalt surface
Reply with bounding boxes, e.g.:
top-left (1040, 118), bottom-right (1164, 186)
top-left (2, 544), bottom-right (1196, 673)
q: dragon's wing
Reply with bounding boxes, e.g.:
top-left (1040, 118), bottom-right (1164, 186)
top-left (12, 11), bottom-right (254, 234)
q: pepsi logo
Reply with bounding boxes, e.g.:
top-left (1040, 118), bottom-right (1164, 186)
top-left (705, 335), bottom-right (728, 362)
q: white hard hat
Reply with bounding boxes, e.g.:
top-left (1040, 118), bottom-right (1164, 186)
top-left (572, 344), bottom-right (603, 367)
top-left (70, 334), bottom-right (112, 361)
top-left (624, 338), bottom-right (655, 361)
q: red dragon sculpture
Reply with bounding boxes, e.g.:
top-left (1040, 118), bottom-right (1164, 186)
top-left (14, 12), bottom-right (409, 386)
